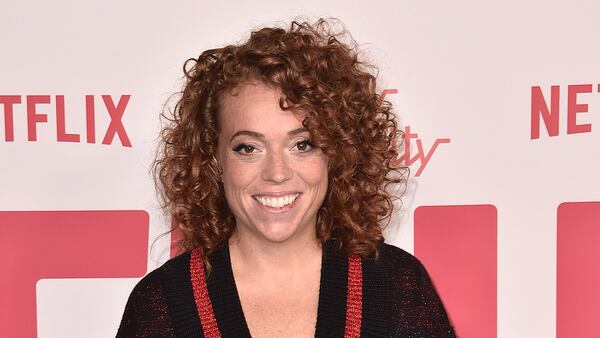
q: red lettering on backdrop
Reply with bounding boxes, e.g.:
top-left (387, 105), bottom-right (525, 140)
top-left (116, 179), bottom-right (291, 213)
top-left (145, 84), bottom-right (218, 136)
top-left (26, 95), bottom-right (50, 141)
top-left (567, 84), bottom-right (593, 134)
top-left (531, 84), bottom-right (597, 139)
top-left (0, 94), bottom-right (132, 146)
top-left (0, 95), bottom-right (21, 141)
top-left (56, 95), bottom-right (81, 142)
top-left (102, 95), bottom-right (132, 147)
top-left (414, 205), bottom-right (497, 338)
top-left (379, 89), bottom-right (451, 176)
top-left (531, 85), bottom-right (560, 139)
top-left (86, 95), bottom-right (96, 143)
top-left (380, 88), bottom-right (398, 99)
top-left (0, 210), bottom-right (149, 338)
top-left (394, 125), bottom-right (451, 176)
top-left (557, 201), bottom-right (600, 338)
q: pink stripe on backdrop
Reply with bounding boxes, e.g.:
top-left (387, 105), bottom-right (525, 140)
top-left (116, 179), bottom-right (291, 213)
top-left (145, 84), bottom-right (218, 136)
top-left (557, 201), bottom-right (600, 338)
top-left (414, 205), bottom-right (497, 338)
top-left (170, 216), bottom-right (185, 258)
top-left (0, 210), bottom-right (149, 338)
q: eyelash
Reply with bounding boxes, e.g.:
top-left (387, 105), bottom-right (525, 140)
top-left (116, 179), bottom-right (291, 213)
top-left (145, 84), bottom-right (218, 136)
top-left (294, 139), bottom-right (315, 152)
top-left (232, 139), bottom-right (315, 155)
top-left (232, 143), bottom-right (257, 154)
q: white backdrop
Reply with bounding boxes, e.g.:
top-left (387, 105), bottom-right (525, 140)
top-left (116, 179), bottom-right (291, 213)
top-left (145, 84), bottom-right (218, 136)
top-left (1, 1), bottom-right (599, 337)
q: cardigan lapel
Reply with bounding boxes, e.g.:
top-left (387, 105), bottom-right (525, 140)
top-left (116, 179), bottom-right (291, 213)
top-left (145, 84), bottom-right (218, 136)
top-left (360, 251), bottom-right (392, 337)
top-left (205, 243), bottom-right (252, 337)
top-left (168, 240), bottom-right (392, 337)
top-left (160, 252), bottom-right (204, 338)
top-left (314, 240), bottom-right (349, 337)
top-left (315, 240), bottom-right (393, 338)
top-left (204, 240), bottom-right (352, 338)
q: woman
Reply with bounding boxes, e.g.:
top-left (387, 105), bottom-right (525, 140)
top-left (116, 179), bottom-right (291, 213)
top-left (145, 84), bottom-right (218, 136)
top-left (117, 19), bottom-right (456, 338)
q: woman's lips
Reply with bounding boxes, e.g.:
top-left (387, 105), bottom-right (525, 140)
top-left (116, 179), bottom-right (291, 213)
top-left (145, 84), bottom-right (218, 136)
top-left (252, 193), bottom-right (302, 212)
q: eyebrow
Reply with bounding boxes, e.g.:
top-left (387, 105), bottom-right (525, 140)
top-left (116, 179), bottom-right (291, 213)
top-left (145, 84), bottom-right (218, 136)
top-left (229, 127), bottom-right (308, 142)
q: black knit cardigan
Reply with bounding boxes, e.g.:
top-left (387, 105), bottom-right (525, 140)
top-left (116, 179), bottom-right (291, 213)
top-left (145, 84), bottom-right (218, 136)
top-left (117, 240), bottom-right (456, 338)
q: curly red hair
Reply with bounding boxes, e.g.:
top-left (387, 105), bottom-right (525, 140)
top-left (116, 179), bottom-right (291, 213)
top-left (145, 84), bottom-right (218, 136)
top-left (155, 18), bottom-right (407, 262)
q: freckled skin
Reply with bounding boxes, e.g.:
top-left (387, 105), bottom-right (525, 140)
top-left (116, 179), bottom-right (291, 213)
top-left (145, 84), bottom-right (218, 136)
top-left (216, 82), bottom-right (327, 337)
top-left (216, 82), bottom-right (329, 247)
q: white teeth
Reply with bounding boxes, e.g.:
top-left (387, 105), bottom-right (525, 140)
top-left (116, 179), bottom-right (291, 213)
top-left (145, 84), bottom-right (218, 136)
top-left (255, 194), bottom-right (299, 208)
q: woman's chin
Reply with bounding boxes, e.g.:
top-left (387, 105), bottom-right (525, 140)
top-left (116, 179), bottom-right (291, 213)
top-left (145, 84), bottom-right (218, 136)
top-left (258, 228), bottom-right (297, 244)
top-left (251, 222), bottom-right (312, 244)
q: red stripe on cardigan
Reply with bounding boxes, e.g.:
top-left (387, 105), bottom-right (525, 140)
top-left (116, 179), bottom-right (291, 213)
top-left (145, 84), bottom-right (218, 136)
top-left (190, 249), bottom-right (222, 338)
top-left (190, 249), bottom-right (363, 337)
top-left (344, 255), bottom-right (363, 338)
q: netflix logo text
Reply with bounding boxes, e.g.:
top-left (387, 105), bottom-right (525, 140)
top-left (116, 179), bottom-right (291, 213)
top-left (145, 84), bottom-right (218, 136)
top-left (0, 94), bottom-right (132, 147)
top-left (530, 84), bottom-right (599, 139)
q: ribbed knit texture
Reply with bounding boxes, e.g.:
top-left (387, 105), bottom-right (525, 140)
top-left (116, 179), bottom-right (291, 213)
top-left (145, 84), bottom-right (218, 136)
top-left (344, 255), bottom-right (363, 338)
top-left (161, 253), bottom-right (203, 338)
top-left (117, 240), bottom-right (456, 337)
top-left (190, 250), bottom-right (220, 338)
top-left (204, 243), bottom-right (252, 337)
top-left (314, 240), bottom-right (348, 337)
top-left (361, 249), bottom-right (392, 337)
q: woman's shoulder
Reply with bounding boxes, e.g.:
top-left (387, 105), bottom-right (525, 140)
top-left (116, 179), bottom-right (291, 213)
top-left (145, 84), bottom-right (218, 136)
top-left (116, 252), bottom-right (192, 337)
top-left (129, 251), bottom-right (193, 296)
top-left (374, 242), bottom-right (437, 294)
top-left (377, 242), bottom-right (414, 259)
top-left (375, 242), bottom-right (457, 337)
top-left (376, 242), bottom-right (427, 275)
top-left (126, 250), bottom-right (194, 311)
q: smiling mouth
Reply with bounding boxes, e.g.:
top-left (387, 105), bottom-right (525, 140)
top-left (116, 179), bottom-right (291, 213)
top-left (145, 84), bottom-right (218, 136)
top-left (253, 193), bottom-right (301, 209)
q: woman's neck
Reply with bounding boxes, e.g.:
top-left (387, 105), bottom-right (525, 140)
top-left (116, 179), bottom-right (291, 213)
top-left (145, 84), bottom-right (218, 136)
top-left (228, 229), bottom-right (322, 279)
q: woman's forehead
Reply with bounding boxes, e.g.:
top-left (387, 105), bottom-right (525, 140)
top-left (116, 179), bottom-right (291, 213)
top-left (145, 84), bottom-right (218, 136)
top-left (218, 83), bottom-right (308, 137)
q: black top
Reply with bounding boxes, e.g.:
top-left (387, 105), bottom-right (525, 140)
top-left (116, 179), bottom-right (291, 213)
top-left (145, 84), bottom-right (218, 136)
top-left (117, 241), bottom-right (456, 337)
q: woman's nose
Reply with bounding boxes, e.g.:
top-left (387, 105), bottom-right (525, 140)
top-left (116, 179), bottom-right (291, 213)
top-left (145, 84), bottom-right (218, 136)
top-left (261, 149), bottom-right (293, 183)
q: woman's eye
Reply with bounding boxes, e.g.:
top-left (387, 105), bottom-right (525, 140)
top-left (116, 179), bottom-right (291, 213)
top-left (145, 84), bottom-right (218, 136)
top-left (295, 139), bottom-right (314, 152)
top-left (232, 143), bottom-right (258, 154)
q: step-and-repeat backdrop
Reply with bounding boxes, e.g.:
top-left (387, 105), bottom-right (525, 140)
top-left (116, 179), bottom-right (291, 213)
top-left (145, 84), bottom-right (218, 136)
top-left (1, 1), bottom-right (599, 337)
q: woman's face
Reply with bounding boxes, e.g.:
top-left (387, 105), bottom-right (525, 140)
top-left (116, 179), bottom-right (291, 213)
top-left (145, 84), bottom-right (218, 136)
top-left (216, 82), bottom-right (328, 245)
